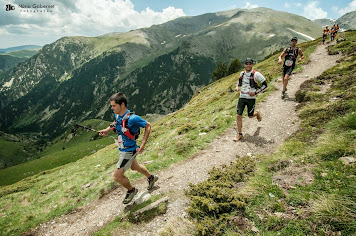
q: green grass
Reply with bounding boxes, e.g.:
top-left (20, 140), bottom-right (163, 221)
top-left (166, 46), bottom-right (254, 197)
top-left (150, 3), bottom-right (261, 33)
top-left (0, 138), bottom-right (28, 169)
top-left (185, 32), bottom-right (356, 235)
top-left (0, 34), bottom-right (320, 235)
top-left (0, 119), bottom-right (113, 186)
top-left (246, 32), bottom-right (356, 235)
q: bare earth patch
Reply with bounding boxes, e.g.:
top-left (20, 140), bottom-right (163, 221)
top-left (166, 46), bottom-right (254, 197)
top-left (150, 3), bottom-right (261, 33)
top-left (272, 164), bottom-right (315, 189)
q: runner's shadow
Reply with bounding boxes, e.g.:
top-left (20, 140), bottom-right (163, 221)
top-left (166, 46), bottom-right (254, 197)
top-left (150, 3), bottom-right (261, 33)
top-left (241, 127), bottom-right (275, 147)
top-left (282, 93), bottom-right (294, 101)
top-left (148, 185), bottom-right (160, 193)
top-left (123, 202), bottom-right (136, 212)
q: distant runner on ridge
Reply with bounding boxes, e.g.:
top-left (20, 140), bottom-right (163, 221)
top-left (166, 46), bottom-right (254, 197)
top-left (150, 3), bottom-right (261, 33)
top-left (330, 24), bottom-right (336, 41)
top-left (99, 93), bottom-right (158, 204)
top-left (322, 25), bottom-right (329, 45)
top-left (234, 58), bottom-right (268, 142)
top-left (278, 37), bottom-right (304, 99)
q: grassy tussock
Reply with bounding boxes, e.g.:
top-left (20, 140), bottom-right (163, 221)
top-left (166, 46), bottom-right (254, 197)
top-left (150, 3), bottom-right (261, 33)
top-left (185, 156), bottom-right (255, 235)
top-left (312, 194), bottom-right (356, 231)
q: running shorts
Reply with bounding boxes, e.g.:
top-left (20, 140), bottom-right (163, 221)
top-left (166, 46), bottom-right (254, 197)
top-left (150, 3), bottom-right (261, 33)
top-left (116, 150), bottom-right (137, 171)
top-left (236, 98), bottom-right (256, 117)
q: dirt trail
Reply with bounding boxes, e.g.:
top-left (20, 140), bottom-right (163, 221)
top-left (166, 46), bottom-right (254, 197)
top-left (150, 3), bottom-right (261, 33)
top-left (33, 44), bottom-right (340, 236)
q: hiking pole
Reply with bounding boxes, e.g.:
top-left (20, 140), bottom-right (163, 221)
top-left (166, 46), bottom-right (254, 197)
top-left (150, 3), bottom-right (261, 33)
top-left (72, 123), bottom-right (98, 133)
top-left (72, 124), bottom-right (121, 146)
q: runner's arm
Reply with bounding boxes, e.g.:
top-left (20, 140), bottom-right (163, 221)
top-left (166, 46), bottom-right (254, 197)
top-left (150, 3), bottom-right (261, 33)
top-left (235, 74), bottom-right (242, 92)
top-left (249, 72), bottom-right (268, 96)
top-left (136, 122), bottom-right (151, 154)
top-left (99, 121), bottom-right (115, 136)
top-left (298, 48), bottom-right (305, 62)
top-left (255, 81), bottom-right (268, 94)
top-left (278, 49), bottom-right (286, 64)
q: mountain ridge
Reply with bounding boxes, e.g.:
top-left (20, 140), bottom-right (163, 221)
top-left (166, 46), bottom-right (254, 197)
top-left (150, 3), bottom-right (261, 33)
top-left (0, 7), bottom-right (321, 140)
top-left (0, 45), bottom-right (42, 54)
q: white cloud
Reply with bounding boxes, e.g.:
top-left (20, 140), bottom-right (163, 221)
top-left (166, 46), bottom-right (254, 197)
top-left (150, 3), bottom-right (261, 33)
top-left (243, 2), bottom-right (259, 9)
top-left (285, 3), bottom-right (291, 8)
top-left (303, 1), bottom-right (327, 20)
top-left (0, 0), bottom-right (186, 47)
top-left (0, 28), bottom-right (11, 35)
top-left (295, 3), bottom-right (302, 7)
top-left (337, 0), bottom-right (356, 15)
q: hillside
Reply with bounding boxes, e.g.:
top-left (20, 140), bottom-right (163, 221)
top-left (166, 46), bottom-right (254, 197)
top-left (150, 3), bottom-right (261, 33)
top-left (0, 132), bottom-right (39, 169)
top-left (0, 34), bottom-right (321, 236)
top-left (2, 49), bottom-right (40, 58)
top-left (313, 18), bottom-right (335, 27)
top-left (314, 11), bottom-right (356, 30)
top-left (0, 55), bottom-right (27, 73)
top-left (0, 119), bottom-right (113, 185)
top-left (0, 7), bottom-right (322, 141)
top-left (0, 46), bottom-right (41, 73)
top-left (0, 45), bottom-right (41, 54)
top-left (338, 10), bottom-right (356, 30)
top-left (185, 31), bottom-right (356, 235)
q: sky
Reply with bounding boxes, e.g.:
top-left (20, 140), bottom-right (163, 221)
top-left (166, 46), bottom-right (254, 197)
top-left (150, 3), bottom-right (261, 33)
top-left (1, 0), bottom-right (355, 48)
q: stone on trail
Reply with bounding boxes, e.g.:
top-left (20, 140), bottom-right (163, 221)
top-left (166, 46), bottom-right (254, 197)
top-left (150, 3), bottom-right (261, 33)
top-left (134, 191), bottom-right (151, 204)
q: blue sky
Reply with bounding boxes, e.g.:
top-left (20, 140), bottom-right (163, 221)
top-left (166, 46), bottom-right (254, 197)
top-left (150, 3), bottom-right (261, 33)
top-left (1, 0), bottom-right (355, 48)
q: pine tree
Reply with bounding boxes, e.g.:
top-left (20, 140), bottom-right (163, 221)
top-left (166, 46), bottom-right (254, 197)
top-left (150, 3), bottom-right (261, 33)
top-left (212, 62), bottom-right (227, 81)
top-left (227, 59), bottom-right (242, 76)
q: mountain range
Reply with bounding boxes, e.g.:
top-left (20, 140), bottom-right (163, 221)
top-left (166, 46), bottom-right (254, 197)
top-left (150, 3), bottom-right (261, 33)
top-left (0, 7), bottom-right (323, 142)
top-left (338, 10), bottom-right (356, 30)
top-left (313, 10), bottom-right (356, 30)
top-left (0, 45), bottom-right (42, 54)
top-left (0, 46), bottom-right (42, 72)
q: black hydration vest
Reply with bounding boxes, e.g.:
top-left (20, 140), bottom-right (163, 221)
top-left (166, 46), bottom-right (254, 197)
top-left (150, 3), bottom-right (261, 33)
top-left (284, 47), bottom-right (299, 67)
top-left (238, 70), bottom-right (259, 89)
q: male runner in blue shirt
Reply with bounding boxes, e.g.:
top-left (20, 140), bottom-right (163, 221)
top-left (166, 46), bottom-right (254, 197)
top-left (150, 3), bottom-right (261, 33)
top-left (99, 93), bottom-right (158, 204)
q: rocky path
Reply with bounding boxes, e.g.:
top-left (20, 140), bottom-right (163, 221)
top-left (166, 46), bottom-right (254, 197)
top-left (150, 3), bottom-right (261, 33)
top-left (33, 43), bottom-right (340, 236)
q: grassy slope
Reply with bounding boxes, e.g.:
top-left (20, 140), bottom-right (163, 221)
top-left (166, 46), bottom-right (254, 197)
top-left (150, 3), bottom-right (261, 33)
top-left (0, 114), bottom-right (165, 186)
top-left (0, 38), bottom-right (318, 235)
top-left (0, 119), bottom-right (112, 186)
top-left (186, 31), bottom-right (356, 235)
top-left (0, 139), bottom-right (28, 168)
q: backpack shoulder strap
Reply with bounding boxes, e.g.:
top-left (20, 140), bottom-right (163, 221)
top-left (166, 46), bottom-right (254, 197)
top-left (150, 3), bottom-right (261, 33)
top-left (122, 112), bottom-right (133, 121)
top-left (250, 70), bottom-right (256, 80)
top-left (239, 72), bottom-right (245, 79)
top-left (238, 72), bottom-right (244, 87)
top-left (121, 112), bottom-right (140, 140)
top-left (251, 70), bottom-right (257, 83)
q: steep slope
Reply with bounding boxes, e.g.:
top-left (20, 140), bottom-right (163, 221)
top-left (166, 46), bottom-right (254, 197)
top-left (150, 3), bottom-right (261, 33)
top-left (313, 18), bottom-right (335, 27)
top-left (337, 10), bottom-right (356, 30)
top-left (0, 7), bottom-right (321, 140)
top-left (0, 55), bottom-right (27, 72)
top-left (314, 11), bottom-right (356, 30)
top-left (0, 119), bottom-right (113, 185)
